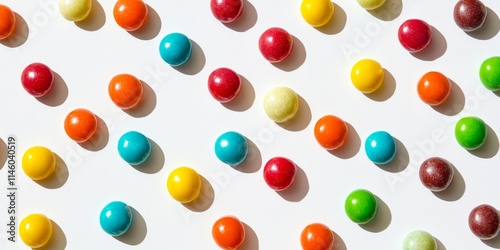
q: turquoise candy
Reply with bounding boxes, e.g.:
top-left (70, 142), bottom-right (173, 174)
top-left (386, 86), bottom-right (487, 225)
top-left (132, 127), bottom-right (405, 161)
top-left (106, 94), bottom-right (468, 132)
top-left (365, 131), bottom-right (396, 164)
top-left (159, 33), bottom-right (192, 66)
top-left (118, 131), bottom-right (151, 165)
top-left (99, 201), bottom-right (133, 236)
top-left (214, 131), bottom-right (248, 166)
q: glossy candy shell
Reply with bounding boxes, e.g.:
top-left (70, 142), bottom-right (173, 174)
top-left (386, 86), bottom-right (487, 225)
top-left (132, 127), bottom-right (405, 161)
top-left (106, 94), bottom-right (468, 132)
top-left (99, 201), bottom-right (133, 236)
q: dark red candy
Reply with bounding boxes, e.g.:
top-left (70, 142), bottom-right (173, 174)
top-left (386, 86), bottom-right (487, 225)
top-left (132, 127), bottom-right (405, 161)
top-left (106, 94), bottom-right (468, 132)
top-left (210, 0), bottom-right (243, 23)
top-left (207, 67), bottom-right (241, 103)
top-left (419, 157), bottom-right (454, 192)
top-left (453, 0), bottom-right (487, 32)
top-left (263, 157), bottom-right (297, 191)
top-left (468, 204), bottom-right (500, 240)
top-left (258, 27), bottom-right (293, 63)
top-left (21, 63), bottom-right (54, 97)
top-left (398, 19), bottom-right (432, 53)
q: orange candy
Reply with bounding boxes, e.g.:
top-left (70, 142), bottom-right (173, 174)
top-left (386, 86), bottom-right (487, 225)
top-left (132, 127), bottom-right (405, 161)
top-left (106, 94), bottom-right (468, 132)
top-left (212, 216), bottom-right (245, 250)
top-left (0, 5), bottom-right (15, 40)
top-left (113, 0), bottom-right (148, 31)
top-left (108, 74), bottom-right (143, 109)
top-left (417, 71), bottom-right (451, 106)
top-left (64, 108), bottom-right (98, 143)
top-left (300, 223), bottom-right (334, 250)
top-left (314, 115), bottom-right (348, 150)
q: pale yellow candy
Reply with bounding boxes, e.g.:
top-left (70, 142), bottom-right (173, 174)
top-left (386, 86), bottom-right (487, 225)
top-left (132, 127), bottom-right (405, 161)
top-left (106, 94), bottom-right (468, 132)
top-left (356, 0), bottom-right (386, 10)
top-left (59, 0), bottom-right (92, 22)
top-left (263, 86), bottom-right (299, 123)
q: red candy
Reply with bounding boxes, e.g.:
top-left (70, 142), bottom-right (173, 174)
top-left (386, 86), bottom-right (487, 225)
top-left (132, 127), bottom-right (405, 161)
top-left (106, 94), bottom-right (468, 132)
top-left (314, 115), bottom-right (348, 150)
top-left (468, 204), bottom-right (500, 240)
top-left (207, 68), bottom-right (242, 103)
top-left (454, 0), bottom-right (487, 32)
top-left (0, 5), bottom-right (15, 40)
top-left (417, 71), bottom-right (452, 106)
top-left (263, 157), bottom-right (297, 191)
top-left (398, 19), bottom-right (432, 53)
top-left (21, 63), bottom-right (54, 97)
top-left (64, 108), bottom-right (98, 143)
top-left (258, 27), bottom-right (293, 63)
top-left (419, 157), bottom-right (454, 192)
top-left (210, 0), bottom-right (243, 23)
top-left (300, 223), bottom-right (334, 250)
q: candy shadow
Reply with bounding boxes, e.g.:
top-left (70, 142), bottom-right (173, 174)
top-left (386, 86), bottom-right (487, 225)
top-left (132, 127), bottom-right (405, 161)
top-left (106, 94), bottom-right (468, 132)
top-left (273, 35), bottom-right (306, 72)
top-left (482, 234), bottom-right (500, 249)
top-left (222, 75), bottom-right (255, 112)
top-left (375, 138), bottom-right (409, 173)
top-left (411, 26), bottom-right (447, 61)
top-left (0, 12), bottom-right (28, 48)
top-left (239, 222), bottom-right (259, 250)
top-left (35, 153), bottom-right (69, 189)
top-left (234, 138), bottom-right (262, 173)
top-left (365, 68), bottom-right (396, 102)
top-left (174, 40), bottom-right (205, 75)
top-left (36, 72), bottom-right (68, 107)
top-left (467, 7), bottom-right (500, 40)
top-left (132, 138), bottom-right (164, 174)
top-left (468, 125), bottom-right (499, 159)
top-left (333, 231), bottom-right (347, 250)
top-left (435, 237), bottom-right (447, 250)
top-left (432, 79), bottom-right (465, 116)
top-left (39, 220), bottom-right (67, 250)
top-left (115, 207), bottom-right (147, 245)
top-left (278, 95), bottom-right (312, 132)
top-left (79, 115), bottom-right (109, 152)
top-left (125, 81), bottom-right (156, 118)
top-left (368, 0), bottom-right (403, 21)
top-left (224, 0), bottom-right (257, 32)
top-left (432, 164), bottom-right (466, 202)
top-left (277, 165), bottom-right (309, 202)
top-left (182, 175), bottom-right (215, 212)
top-left (316, 2), bottom-right (346, 35)
top-left (0, 139), bottom-right (6, 171)
top-left (129, 5), bottom-right (162, 40)
top-left (329, 122), bottom-right (361, 159)
top-left (75, 0), bottom-right (106, 31)
top-left (360, 195), bottom-right (391, 232)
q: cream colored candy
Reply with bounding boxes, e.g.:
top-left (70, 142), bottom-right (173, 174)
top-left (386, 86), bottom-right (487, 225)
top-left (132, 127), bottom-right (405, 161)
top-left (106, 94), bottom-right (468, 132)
top-left (263, 86), bottom-right (299, 123)
top-left (59, 0), bottom-right (92, 21)
top-left (356, 0), bottom-right (386, 10)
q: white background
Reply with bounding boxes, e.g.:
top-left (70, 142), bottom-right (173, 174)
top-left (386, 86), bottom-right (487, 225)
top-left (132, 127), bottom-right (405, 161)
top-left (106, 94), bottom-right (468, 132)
top-left (1, 0), bottom-right (500, 249)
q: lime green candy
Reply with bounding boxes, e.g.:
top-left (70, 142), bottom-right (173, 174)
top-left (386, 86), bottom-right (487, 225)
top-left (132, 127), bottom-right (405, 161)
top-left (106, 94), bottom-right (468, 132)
top-left (344, 189), bottom-right (377, 224)
top-left (356, 0), bottom-right (386, 10)
top-left (455, 116), bottom-right (487, 150)
top-left (263, 86), bottom-right (299, 123)
top-left (59, 0), bottom-right (92, 22)
top-left (479, 56), bottom-right (500, 91)
top-left (403, 230), bottom-right (436, 250)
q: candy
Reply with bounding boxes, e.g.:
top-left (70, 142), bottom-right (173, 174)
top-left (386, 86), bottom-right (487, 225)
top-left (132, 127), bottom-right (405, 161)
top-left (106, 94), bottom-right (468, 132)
top-left (300, 223), bottom-right (334, 250)
top-left (167, 166), bottom-right (201, 203)
top-left (417, 71), bottom-right (451, 106)
top-left (419, 157), bottom-right (454, 192)
top-left (0, 5), bottom-right (15, 40)
top-left (210, 0), bottom-right (243, 23)
top-left (113, 0), bottom-right (148, 31)
top-left (453, 0), bottom-right (487, 32)
top-left (479, 56), bottom-right (500, 91)
top-left (108, 73), bottom-right (143, 109)
top-left (19, 214), bottom-right (53, 248)
top-left (263, 157), bottom-right (297, 191)
top-left (364, 131), bottom-right (396, 165)
top-left (468, 204), bottom-right (500, 240)
top-left (300, 0), bottom-right (334, 27)
top-left (258, 27), bottom-right (293, 63)
top-left (208, 68), bottom-right (242, 103)
top-left (345, 189), bottom-right (378, 224)
top-left (350, 59), bottom-right (384, 93)
top-left (64, 108), bottom-right (98, 143)
top-left (21, 63), bottom-right (54, 97)
top-left (58, 0), bottom-right (92, 22)
top-left (356, 0), bottom-right (386, 10)
top-left (314, 115), bottom-right (348, 150)
top-left (22, 146), bottom-right (56, 181)
top-left (402, 230), bottom-right (437, 250)
top-left (159, 33), bottom-right (192, 66)
top-left (99, 201), bottom-right (133, 236)
top-left (212, 216), bottom-right (245, 250)
top-left (455, 116), bottom-right (487, 150)
top-left (263, 86), bottom-right (299, 123)
top-left (117, 131), bottom-right (151, 165)
top-left (398, 19), bottom-right (432, 53)
top-left (214, 131), bottom-right (248, 166)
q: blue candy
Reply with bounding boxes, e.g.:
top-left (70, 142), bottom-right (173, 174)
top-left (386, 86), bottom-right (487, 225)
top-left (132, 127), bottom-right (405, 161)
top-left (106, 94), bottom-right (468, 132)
top-left (159, 33), bottom-right (192, 66)
top-left (118, 131), bottom-right (151, 165)
top-left (214, 131), bottom-right (248, 166)
top-left (365, 131), bottom-right (396, 164)
top-left (99, 201), bottom-right (133, 236)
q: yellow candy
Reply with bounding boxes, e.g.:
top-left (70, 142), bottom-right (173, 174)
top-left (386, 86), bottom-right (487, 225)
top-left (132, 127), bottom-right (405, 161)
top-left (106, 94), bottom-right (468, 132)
top-left (300, 0), bottom-right (334, 27)
top-left (350, 59), bottom-right (384, 93)
top-left (59, 0), bottom-right (92, 21)
top-left (22, 146), bottom-right (56, 181)
top-left (19, 214), bottom-right (53, 248)
top-left (167, 166), bottom-right (201, 203)
top-left (263, 86), bottom-right (299, 123)
top-left (356, 0), bottom-right (386, 10)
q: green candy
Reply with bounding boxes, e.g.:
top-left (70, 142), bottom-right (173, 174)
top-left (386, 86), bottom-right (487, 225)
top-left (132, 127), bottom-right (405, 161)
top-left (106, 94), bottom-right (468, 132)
top-left (479, 56), bottom-right (500, 91)
top-left (356, 0), bottom-right (386, 10)
top-left (344, 189), bottom-right (377, 224)
top-left (455, 116), bottom-right (487, 150)
top-left (403, 230), bottom-right (436, 250)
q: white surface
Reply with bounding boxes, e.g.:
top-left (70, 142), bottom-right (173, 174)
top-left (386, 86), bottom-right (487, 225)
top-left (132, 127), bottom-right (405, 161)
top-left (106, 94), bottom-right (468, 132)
top-left (1, 0), bottom-right (500, 249)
